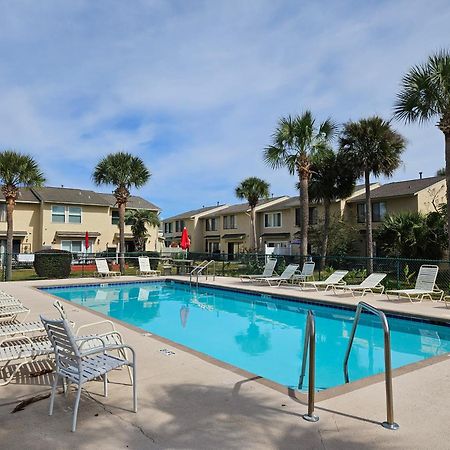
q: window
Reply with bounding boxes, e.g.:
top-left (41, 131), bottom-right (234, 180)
top-left (52, 205), bottom-right (82, 224)
top-left (163, 222), bottom-right (173, 234)
top-left (264, 212), bottom-right (282, 228)
top-left (112, 211), bottom-right (119, 225)
top-left (0, 204), bottom-right (6, 222)
top-left (175, 220), bottom-right (185, 232)
top-left (206, 218), bottom-right (217, 231)
top-left (61, 240), bottom-right (82, 253)
top-left (206, 241), bottom-right (220, 253)
top-left (357, 202), bottom-right (386, 223)
top-left (309, 207), bottom-right (318, 225)
top-left (223, 215), bottom-right (236, 229)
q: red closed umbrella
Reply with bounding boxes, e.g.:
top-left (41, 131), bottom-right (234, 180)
top-left (85, 231), bottom-right (90, 252)
top-left (180, 227), bottom-right (190, 250)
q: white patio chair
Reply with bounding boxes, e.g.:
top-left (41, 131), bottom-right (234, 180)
top-left (302, 270), bottom-right (349, 291)
top-left (94, 258), bottom-right (121, 277)
top-left (258, 264), bottom-right (300, 287)
top-left (41, 316), bottom-right (137, 432)
top-left (0, 320), bottom-right (45, 338)
top-left (292, 262), bottom-right (316, 285)
top-left (331, 273), bottom-right (387, 296)
top-left (137, 256), bottom-right (161, 277)
top-left (386, 265), bottom-right (443, 302)
top-left (240, 258), bottom-right (278, 282)
top-left (0, 303), bottom-right (30, 321)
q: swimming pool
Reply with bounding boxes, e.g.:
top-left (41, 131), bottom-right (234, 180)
top-left (42, 281), bottom-right (450, 391)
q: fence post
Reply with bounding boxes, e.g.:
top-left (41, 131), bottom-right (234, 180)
top-left (396, 258), bottom-right (400, 289)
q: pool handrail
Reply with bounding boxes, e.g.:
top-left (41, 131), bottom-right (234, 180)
top-left (343, 301), bottom-right (399, 431)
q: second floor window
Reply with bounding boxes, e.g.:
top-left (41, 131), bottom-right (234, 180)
top-left (175, 220), bottom-right (185, 232)
top-left (0, 204), bottom-right (6, 222)
top-left (264, 212), bottom-right (282, 228)
top-left (52, 205), bottom-right (82, 224)
top-left (295, 207), bottom-right (318, 226)
top-left (164, 222), bottom-right (173, 234)
top-left (206, 218), bottom-right (217, 231)
top-left (357, 202), bottom-right (386, 223)
top-left (223, 215), bottom-right (236, 229)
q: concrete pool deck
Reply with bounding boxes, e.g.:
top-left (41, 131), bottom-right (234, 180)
top-left (1, 275), bottom-right (450, 449)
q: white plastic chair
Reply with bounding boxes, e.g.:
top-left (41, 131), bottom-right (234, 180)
top-left (292, 262), bottom-right (316, 285)
top-left (138, 256), bottom-right (161, 277)
top-left (258, 264), bottom-right (300, 287)
top-left (240, 258), bottom-right (278, 282)
top-left (332, 273), bottom-right (387, 296)
top-left (94, 258), bottom-right (121, 277)
top-left (41, 316), bottom-right (137, 432)
top-left (302, 270), bottom-right (348, 291)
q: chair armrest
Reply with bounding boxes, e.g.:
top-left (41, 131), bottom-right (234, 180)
top-left (80, 342), bottom-right (136, 361)
top-left (76, 320), bottom-right (116, 335)
top-left (77, 335), bottom-right (107, 353)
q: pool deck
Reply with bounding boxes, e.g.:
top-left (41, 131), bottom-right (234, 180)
top-left (1, 275), bottom-right (450, 449)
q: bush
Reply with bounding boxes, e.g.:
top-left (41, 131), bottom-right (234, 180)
top-left (144, 251), bottom-right (160, 270)
top-left (34, 249), bottom-right (72, 279)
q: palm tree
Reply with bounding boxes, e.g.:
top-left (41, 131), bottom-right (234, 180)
top-left (306, 147), bottom-right (356, 261)
top-left (235, 177), bottom-right (270, 251)
top-left (125, 209), bottom-right (161, 251)
top-left (93, 152), bottom-right (150, 274)
top-left (339, 117), bottom-right (406, 270)
top-left (0, 150), bottom-right (45, 280)
top-left (264, 111), bottom-right (337, 256)
top-left (394, 50), bottom-right (450, 251)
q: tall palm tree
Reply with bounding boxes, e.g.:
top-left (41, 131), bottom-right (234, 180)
top-left (93, 152), bottom-right (150, 273)
top-left (264, 111), bottom-right (337, 256)
top-left (0, 150), bottom-right (45, 281)
top-left (339, 117), bottom-right (406, 270)
top-left (394, 50), bottom-right (450, 251)
top-left (306, 147), bottom-right (356, 260)
top-left (125, 209), bottom-right (161, 251)
top-left (235, 177), bottom-right (270, 251)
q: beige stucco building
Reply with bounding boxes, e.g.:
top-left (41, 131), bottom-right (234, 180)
top-left (0, 186), bottom-right (160, 256)
top-left (162, 176), bottom-right (447, 257)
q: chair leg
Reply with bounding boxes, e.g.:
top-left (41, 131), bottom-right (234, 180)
top-left (132, 364), bottom-right (137, 413)
top-left (103, 373), bottom-right (108, 397)
top-left (72, 383), bottom-right (82, 432)
top-left (49, 373), bottom-right (59, 416)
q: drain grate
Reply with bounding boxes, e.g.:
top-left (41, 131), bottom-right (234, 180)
top-left (159, 348), bottom-right (175, 356)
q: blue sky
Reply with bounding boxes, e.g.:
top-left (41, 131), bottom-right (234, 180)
top-left (0, 0), bottom-right (448, 217)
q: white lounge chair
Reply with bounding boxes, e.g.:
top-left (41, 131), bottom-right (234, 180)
top-left (332, 273), bottom-right (387, 296)
top-left (94, 258), bottom-right (121, 277)
top-left (292, 262), bottom-right (316, 285)
top-left (0, 297), bottom-right (22, 307)
top-left (137, 256), bottom-right (161, 277)
top-left (302, 270), bottom-right (349, 291)
top-left (0, 303), bottom-right (30, 321)
top-left (258, 264), bottom-right (300, 287)
top-left (0, 320), bottom-right (45, 338)
top-left (240, 258), bottom-right (278, 282)
top-left (386, 265), bottom-right (443, 302)
top-left (41, 316), bottom-right (137, 432)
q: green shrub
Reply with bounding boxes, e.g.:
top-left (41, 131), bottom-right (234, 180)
top-left (34, 249), bottom-right (72, 279)
top-left (144, 251), bottom-right (160, 270)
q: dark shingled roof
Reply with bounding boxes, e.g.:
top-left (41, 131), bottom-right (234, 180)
top-left (164, 205), bottom-right (226, 222)
top-left (0, 188), bottom-right (40, 203)
top-left (32, 187), bottom-right (110, 206)
top-left (99, 193), bottom-right (159, 211)
top-left (201, 197), bottom-right (286, 217)
top-left (348, 176), bottom-right (445, 203)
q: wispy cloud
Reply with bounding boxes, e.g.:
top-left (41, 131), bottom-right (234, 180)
top-left (0, 0), bottom-right (448, 216)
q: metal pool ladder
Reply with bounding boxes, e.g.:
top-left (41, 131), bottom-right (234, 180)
top-left (343, 301), bottom-right (399, 431)
top-left (189, 260), bottom-right (216, 286)
top-left (298, 310), bottom-right (318, 422)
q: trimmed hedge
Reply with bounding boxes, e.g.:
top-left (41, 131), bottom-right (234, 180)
top-left (34, 249), bottom-right (72, 279)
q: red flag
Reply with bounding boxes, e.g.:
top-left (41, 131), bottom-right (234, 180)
top-left (85, 231), bottom-right (90, 251)
top-left (180, 227), bottom-right (190, 250)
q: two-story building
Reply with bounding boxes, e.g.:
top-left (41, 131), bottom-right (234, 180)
top-left (0, 186), bottom-right (160, 256)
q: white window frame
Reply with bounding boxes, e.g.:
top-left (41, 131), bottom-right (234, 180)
top-left (223, 215), bottom-right (236, 230)
top-left (0, 204), bottom-right (6, 222)
top-left (264, 212), bottom-right (282, 228)
top-left (52, 205), bottom-right (83, 224)
top-left (61, 240), bottom-right (83, 253)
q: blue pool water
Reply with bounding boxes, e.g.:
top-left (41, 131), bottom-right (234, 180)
top-left (42, 281), bottom-right (450, 390)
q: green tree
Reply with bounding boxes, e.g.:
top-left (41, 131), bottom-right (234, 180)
top-left (436, 167), bottom-right (446, 176)
top-left (307, 147), bottom-right (356, 259)
top-left (339, 117), bottom-right (406, 270)
top-left (394, 50), bottom-right (450, 251)
top-left (235, 177), bottom-right (270, 251)
top-left (0, 150), bottom-right (45, 280)
top-left (376, 211), bottom-right (447, 259)
top-left (264, 111), bottom-right (337, 256)
top-left (125, 209), bottom-right (161, 251)
top-left (93, 152), bottom-right (150, 273)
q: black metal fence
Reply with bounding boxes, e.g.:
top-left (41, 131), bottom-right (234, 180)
top-left (2, 251), bottom-right (450, 293)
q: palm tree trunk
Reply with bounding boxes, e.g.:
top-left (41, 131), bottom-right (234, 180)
top-left (365, 170), bottom-right (374, 273)
top-left (250, 207), bottom-right (257, 251)
top-left (5, 197), bottom-right (14, 281)
top-left (118, 202), bottom-right (126, 274)
top-left (321, 198), bottom-right (331, 268)
top-left (299, 172), bottom-right (309, 257)
top-left (445, 132), bottom-right (450, 255)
